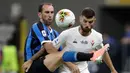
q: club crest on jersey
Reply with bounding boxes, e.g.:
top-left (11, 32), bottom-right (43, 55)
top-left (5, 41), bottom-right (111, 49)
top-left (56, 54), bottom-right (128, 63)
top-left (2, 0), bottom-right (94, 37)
top-left (91, 40), bottom-right (94, 46)
top-left (41, 30), bottom-right (47, 37)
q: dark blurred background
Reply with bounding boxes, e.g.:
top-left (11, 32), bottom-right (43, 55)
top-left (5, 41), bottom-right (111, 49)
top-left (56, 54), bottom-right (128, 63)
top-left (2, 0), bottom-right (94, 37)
top-left (0, 0), bottom-right (130, 73)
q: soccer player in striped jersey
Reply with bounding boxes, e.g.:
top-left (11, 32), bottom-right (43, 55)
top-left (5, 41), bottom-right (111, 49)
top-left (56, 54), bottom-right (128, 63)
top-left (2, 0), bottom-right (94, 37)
top-left (24, 3), bottom-right (62, 73)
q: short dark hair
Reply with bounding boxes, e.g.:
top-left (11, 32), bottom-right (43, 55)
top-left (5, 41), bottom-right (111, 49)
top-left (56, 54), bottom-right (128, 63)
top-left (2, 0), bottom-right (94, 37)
top-left (38, 3), bottom-right (53, 12)
top-left (81, 7), bottom-right (95, 18)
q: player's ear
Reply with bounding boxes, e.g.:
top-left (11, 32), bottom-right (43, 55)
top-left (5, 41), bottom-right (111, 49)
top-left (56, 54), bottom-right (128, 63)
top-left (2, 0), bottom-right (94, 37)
top-left (79, 16), bottom-right (82, 23)
top-left (38, 12), bottom-right (42, 19)
top-left (93, 17), bottom-right (96, 23)
top-left (93, 16), bottom-right (96, 20)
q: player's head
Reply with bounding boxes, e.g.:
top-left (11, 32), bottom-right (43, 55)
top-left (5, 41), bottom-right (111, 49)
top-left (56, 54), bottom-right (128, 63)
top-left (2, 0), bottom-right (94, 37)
top-left (38, 3), bottom-right (54, 26)
top-left (79, 7), bottom-right (96, 32)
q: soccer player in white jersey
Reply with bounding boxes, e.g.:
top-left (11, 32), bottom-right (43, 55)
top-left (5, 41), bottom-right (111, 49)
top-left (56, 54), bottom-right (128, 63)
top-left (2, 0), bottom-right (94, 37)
top-left (52, 7), bottom-right (117, 73)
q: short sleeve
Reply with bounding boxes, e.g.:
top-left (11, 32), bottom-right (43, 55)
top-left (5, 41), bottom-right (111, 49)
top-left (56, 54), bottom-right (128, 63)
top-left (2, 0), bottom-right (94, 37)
top-left (52, 30), bottom-right (68, 49)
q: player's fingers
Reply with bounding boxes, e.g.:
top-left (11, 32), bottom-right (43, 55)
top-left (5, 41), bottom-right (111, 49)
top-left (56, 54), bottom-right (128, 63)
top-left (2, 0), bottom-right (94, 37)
top-left (22, 65), bottom-right (25, 70)
top-left (75, 70), bottom-right (80, 73)
top-left (26, 67), bottom-right (29, 72)
top-left (22, 66), bottom-right (27, 72)
top-left (73, 68), bottom-right (80, 73)
top-left (72, 69), bottom-right (76, 73)
top-left (76, 69), bottom-right (80, 73)
top-left (22, 64), bottom-right (28, 72)
top-left (72, 70), bottom-right (77, 73)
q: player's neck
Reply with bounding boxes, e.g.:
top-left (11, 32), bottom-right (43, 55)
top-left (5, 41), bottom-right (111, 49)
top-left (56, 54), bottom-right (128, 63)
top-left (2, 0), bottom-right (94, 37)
top-left (40, 20), bottom-right (51, 30)
top-left (79, 27), bottom-right (91, 36)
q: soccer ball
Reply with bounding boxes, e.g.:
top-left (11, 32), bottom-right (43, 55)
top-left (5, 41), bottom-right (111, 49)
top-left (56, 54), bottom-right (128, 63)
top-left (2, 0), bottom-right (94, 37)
top-left (55, 9), bottom-right (75, 28)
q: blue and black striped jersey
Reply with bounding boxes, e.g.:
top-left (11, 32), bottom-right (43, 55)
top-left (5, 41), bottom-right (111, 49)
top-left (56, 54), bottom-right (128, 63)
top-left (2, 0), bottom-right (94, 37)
top-left (24, 21), bottom-right (61, 61)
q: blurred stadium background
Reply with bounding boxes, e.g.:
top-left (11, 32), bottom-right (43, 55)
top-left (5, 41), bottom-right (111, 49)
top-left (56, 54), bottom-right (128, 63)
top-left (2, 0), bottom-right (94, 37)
top-left (0, 0), bottom-right (130, 73)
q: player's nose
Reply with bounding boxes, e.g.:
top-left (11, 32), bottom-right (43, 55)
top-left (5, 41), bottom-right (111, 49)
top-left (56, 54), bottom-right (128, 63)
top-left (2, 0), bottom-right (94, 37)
top-left (85, 23), bottom-right (91, 28)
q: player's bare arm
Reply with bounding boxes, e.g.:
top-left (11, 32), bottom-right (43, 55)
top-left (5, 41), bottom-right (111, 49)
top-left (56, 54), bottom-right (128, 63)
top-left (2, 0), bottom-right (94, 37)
top-left (44, 42), bottom-right (80, 73)
top-left (43, 42), bottom-right (58, 53)
top-left (31, 46), bottom-right (45, 61)
top-left (103, 51), bottom-right (117, 73)
top-left (22, 46), bottom-right (45, 72)
top-left (22, 41), bottom-right (62, 72)
top-left (64, 62), bottom-right (80, 73)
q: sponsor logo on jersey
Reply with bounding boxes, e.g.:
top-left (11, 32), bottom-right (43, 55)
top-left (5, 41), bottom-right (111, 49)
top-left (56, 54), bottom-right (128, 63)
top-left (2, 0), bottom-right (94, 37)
top-left (81, 40), bottom-right (88, 44)
top-left (73, 39), bottom-right (77, 43)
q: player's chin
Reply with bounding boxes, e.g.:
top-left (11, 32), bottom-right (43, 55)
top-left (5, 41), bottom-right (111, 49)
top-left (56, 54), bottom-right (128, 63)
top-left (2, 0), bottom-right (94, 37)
top-left (46, 22), bottom-right (52, 25)
top-left (83, 28), bottom-right (91, 32)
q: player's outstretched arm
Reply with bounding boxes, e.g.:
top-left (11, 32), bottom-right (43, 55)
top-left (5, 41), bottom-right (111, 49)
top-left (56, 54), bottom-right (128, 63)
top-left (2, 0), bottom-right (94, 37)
top-left (102, 51), bottom-right (118, 73)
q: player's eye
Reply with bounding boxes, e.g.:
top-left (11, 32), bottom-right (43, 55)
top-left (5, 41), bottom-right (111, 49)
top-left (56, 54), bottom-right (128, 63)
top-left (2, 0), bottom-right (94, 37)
top-left (88, 21), bottom-right (93, 24)
top-left (84, 20), bottom-right (94, 24)
top-left (45, 11), bottom-right (49, 13)
top-left (83, 20), bottom-right (87, 23)
top-left (51, 11), bottom-right (54, 14)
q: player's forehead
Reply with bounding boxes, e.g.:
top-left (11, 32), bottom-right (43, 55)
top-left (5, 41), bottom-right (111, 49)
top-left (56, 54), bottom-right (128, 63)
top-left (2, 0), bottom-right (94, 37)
top-left (82, 16), bottom-right (96, 21)
top-left (42, 5), bottom-right (54, 12)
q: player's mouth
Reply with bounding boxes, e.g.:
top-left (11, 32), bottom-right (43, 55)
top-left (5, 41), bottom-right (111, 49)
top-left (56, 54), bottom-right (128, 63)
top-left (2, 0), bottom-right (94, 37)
top-left (48, 19), bottom-right (52, 22)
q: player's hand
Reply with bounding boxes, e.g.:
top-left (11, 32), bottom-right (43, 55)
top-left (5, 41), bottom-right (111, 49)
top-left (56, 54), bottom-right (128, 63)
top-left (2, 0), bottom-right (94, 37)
top-left (22, 59), bottom-right (33, 72)
top-left (111, 70), bottom-right (118, 73)
top-left (68, 64), bottom-right (80, 73)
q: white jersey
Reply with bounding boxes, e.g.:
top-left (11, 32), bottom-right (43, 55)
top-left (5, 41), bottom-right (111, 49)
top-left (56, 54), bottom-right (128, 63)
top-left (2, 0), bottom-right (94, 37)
top-left (52, 26), bottom-right (103, 73)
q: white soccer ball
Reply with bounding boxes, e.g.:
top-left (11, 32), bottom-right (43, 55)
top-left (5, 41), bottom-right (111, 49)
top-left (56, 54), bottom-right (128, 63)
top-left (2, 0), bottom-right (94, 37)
top-left (55, 9), bottom-right (75, 28)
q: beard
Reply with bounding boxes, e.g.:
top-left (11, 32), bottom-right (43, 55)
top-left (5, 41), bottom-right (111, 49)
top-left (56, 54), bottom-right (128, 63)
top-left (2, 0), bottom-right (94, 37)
top-left (44, 20), bottom-right (52, 26)
top-left (42, 18), bottom-right (52, 26)
top-left (80, 25), bottom-right (91, 33)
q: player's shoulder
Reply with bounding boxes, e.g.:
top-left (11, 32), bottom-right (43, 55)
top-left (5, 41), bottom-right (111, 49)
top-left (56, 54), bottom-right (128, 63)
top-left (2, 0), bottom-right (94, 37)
top-left (52, 29), bottom-right (59, 34)
top-left (59, 26), bottom-right (78, 36)
top-left (91, 29), bottom-right (103, 41)
top-left (53, 29), bottom-right (58, 33)
top-left (32, 22), bottom-right (38, 28)
top-left (91, 29), bottom-right (102, 37)
top-left (51, 28), bottom-right (58, 32)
